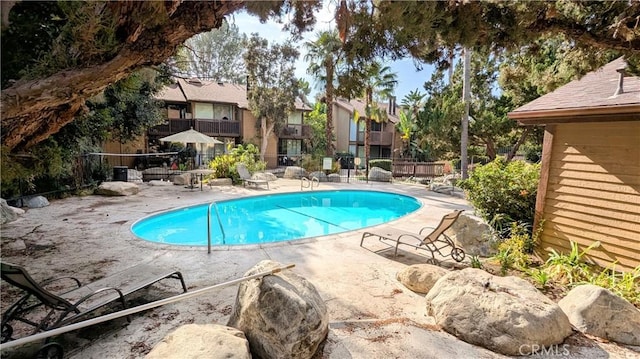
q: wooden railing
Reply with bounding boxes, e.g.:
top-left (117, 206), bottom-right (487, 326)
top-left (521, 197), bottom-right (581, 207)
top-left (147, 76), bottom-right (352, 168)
top-left (392, 161), bottom-right (445, 178)
top-left (356, 131), bottom-right (393, 146)
top-left (149, 118), bottom-right (240, 137)
top-left (279, 124), bottom-right (311, 139)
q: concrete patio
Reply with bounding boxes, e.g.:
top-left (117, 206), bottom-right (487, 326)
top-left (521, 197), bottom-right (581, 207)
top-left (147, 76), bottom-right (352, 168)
top-left (1, 179), bottom-right (637, 358)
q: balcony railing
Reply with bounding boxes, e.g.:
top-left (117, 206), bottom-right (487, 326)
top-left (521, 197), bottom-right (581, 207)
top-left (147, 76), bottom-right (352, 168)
top-left (149, 118), bottom-right (240, 137)
top-left (356, 131), bottom-right (393, 146)
top-left (278, 124), bottom-right (311, 139)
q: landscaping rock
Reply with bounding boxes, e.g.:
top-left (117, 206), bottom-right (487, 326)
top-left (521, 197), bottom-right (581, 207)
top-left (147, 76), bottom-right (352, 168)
top-left (146, 324), bottom-right (251, 359)
top-left (284, 166), bottom-right (307, 179)
top-left (207, 178), bottom-right (233, 186)
top-left (95, 181), bottom-right (139, 196)
top-left (148, 180), bottom-right (173, 186)
top-left (309, 171), bottom-right (328, 182)
top-left (128, 169), bottom-right (143, 183)
top-left (558, 284), bottom-right (640, 345)
top-left (397, 264), bottom-right (448, 294)
top-left (26, 196), bottom-right (50, 208)
top-left (227, 260), bottom-right (328, 359)
top-left (445, 213), bottom-right (498, 257)
top-left (172, 173), bottom-right (192, 186)
top-left (368, 167), bottom-right (392, 182)
top-left (327, 173), bottom-right (341, 182)
top-left (425, 268), bottom-right (572, 355)
top-left (1, 199), bottom-right (18, 224)
top-left (253, 172), bottom-right (277, 181)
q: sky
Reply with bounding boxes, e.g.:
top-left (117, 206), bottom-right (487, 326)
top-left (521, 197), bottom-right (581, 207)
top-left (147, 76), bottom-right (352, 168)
top-left (230, 4), bottom-right (434, 102)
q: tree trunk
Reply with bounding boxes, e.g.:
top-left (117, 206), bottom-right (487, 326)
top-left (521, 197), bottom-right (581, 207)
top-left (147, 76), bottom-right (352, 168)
top-left (364, 88), bottom-right (372, 175)
top-left (507, 127), bottom-right (532, 162)
top-left (260, 117), bottom-right (274, 163)
top-left (461, 48), bottom-right (471, 179)
top-left (1, 1), bottom-right (244, 152)
top-left (325, 61), bottom-right (335, 156)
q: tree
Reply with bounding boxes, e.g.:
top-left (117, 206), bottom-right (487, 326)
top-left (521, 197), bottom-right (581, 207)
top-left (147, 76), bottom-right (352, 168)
top-left (305, 29), bottom-right (343, 156)
top-left (1, 1), bottom-right (321, 152)
top-left (397, 90), bottom-right (425, 159)
top-left (171, 20), bottom-right (248, 83)
top-left (305, 102), bottom-right (329, 157)
top-left (350, 62), bottom-right (397, 171)
top-left (244, 34), bottom-right (300, 161)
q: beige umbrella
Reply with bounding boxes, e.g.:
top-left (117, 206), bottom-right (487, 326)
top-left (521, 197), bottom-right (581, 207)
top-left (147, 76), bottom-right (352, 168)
top-left (160, 128), bottom-right (222, 168)
top-left (159, 128), bottom-right (222, 145)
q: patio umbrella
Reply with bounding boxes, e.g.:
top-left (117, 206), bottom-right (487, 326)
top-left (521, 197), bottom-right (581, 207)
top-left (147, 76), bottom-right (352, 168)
top-left (160, 128), bottom-right (222, 168)
top-left (159, 128), bottom-right (222, 145)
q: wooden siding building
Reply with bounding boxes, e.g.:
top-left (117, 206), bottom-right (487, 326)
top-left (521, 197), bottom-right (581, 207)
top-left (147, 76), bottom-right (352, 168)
top-left (509, 58), bottom-right (640, 272)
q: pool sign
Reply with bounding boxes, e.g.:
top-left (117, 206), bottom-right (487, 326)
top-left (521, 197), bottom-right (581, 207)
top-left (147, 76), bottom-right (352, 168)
top-left (323, 157), bottom-right (332, 170)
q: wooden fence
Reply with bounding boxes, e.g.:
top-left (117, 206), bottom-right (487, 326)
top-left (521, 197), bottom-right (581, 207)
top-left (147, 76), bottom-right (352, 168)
top-left (392, 161), bottom-right (445, 178)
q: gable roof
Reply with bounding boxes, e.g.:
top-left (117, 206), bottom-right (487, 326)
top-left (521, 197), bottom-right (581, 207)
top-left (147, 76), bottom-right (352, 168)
top-left (334, 98), bottom-right (400, 124)
top-left (156, 78), bottom-right (311, 111)
top-left (509, 57), bottom-right (640, 124)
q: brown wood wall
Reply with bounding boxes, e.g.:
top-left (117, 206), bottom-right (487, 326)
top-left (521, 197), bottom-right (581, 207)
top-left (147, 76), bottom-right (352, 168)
top-left (537, 120), bottom-right (640, 272)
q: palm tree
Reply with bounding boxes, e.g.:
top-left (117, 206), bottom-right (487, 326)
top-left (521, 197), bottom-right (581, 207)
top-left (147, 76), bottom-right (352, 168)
top-left (304, 29), bottom-right (343, 156)
top-left (356, 62), bottom-right (397, 173)
top-left (399, 90), bottom-right (426, 159)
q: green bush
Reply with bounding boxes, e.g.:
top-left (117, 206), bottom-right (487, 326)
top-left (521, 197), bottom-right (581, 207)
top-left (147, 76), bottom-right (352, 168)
top-left (369, 159), bottom-right (391, 171)
top-left (460, 157), bottom-right (540, 232)
top-left (208, 143), bottom-right (265, 184)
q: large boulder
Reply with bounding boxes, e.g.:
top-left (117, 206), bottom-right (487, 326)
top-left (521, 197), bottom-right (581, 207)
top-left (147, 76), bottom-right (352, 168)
top-left (253, 172), bottom-right (277, 181)
top-left (95, 181), bottom-right (140, 196)
top-left (558, 284), bottom-right (640, 345)
top-left (1, 199), bottom-right (18, 224)
top-left (284, 166), bottom-right (307, 179)
top-left (327, 173), bottom-right (341, 183)
top-left (308, 171), bottom-right (328, 182)
top-left (445, 213), bottom-right (498, 257)
top-left (368, 166), bottom-right (392, 182)
top-left (396, 264), bottom-right (448, 294)
top-left (425, 268), bottom-right (572, 355)
top-left (26, 196), bottom-right (50, 208)
top-left (227, 260), bottom-right (328, 359)
top-left (146, 324), bottom-right (251, 359)
top-left (172, 173), bottom-right (192, 186)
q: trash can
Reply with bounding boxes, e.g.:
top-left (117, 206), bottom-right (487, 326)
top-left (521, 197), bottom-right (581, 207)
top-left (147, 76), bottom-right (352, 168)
top-left (113, 166), bottom-right (128, 182)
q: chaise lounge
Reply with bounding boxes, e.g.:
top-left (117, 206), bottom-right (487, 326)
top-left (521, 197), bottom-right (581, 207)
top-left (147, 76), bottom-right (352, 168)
top-left (1, 261), bottom-right (187, 353)
top-left (360, 209), bottom-right (466, 264)
top-left (236, 163), bottom-right (269, 189)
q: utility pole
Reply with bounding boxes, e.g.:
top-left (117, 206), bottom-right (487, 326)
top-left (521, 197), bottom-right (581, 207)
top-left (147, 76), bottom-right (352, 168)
top-left (461, 47), bottom-right (471, 180)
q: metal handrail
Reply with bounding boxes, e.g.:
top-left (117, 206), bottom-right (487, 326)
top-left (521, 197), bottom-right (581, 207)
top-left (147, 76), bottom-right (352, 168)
top-left (301, 176), bottom-right (320, 191)
top-left (207, 201), bottom-right (226, 253)
top-left (301, 177), bottom-right (310, 191)
top-left (311, 176), bottom-right (320, 189)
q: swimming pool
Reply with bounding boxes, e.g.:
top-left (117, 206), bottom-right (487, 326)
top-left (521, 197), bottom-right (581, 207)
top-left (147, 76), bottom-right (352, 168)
top-left (131, 190), bottom-right (421, 246)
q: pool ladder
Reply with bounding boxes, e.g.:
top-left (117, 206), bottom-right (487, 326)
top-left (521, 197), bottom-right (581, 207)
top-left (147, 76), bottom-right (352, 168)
top-left (206, 201), bottom-right (226, 253)
top-left (301, 176), bottom-right (320, 191)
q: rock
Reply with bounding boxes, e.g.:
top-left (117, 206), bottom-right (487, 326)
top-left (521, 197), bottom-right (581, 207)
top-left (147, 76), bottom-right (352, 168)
top-left (148, 180), bottom-right (173, 186)
top-left (558, 284), bottom-right (640, 345)
top-left (308, 171), bottom-right (328, 182)
top-left (227, 260), bottom-right (328, 359)
top-left (172, 173), bottom-right (192, 186)
top-left (425, 268), bottom-right (572, 355)
top-left (26, 196), bottom-right (50, 208)
top-left (95, 182), bottom-right (140, 196)
top-left (445, 213), bottom-right (498, 257)
top-left (146, 324), bottom-right (251, 359)
top-left (368, 167), bottom-right (392, 182)
top-left (284, 166), bottom-right (307, 179)
top-left (1, 199), bottom-right (18, 224)
top-left (207, 178), bottom-right (233, 186)
top-left (253, 172), bottom-right (277, 181)
top-left (128, 169), bottom-right (143, 183)
top-left (397, 264), bottom-right (448, 294)
top-left (327, 173), bottom-right (341, 182)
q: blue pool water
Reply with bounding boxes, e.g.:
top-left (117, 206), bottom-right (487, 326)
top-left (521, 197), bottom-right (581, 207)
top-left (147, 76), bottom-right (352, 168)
top-left (131, 190), bottom-right (421, 246)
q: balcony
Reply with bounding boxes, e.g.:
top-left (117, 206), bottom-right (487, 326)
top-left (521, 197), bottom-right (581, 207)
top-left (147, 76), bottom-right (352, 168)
top-left (356, 131), bottom-right (393, 146)
top-left (149, 118), bottom-right (240, 137)
top-left (278, 124), bottom-right (311, 139)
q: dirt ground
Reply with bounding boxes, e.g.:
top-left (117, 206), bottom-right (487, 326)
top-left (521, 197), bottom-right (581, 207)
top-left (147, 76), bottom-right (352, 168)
top-left (1, 179), bottom-right (639, 359)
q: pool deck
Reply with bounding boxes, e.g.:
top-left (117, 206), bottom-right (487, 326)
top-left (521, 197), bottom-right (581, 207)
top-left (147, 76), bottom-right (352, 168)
top-left (1, 179), bottom-right (637, 358)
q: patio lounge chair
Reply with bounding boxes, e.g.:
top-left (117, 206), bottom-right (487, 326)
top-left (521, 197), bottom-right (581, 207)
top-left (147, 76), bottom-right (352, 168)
top-left (236, 163), bottom-right (269, 189)
top-left (1, 261), bottom-right (187, 346)
top-left (360, 209), bottom-right (466, 263)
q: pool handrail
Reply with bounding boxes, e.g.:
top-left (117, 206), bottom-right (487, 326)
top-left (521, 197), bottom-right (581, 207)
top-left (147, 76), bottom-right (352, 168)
top-left (207, 201), bottom-right (226, 253)
top-left (301, 176), bottom-right (320, 191)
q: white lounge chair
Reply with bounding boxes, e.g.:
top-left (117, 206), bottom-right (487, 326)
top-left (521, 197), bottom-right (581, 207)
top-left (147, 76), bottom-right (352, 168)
top-left (236, 163), bottom-right (269, 189)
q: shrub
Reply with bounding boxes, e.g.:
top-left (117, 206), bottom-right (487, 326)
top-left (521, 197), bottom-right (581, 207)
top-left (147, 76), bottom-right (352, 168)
top-left (369, 159), bottom-right (391, 171)
top-left (460, 157), bottom-right (540, 232)
top-left (208, 143), bottom-right (265, 184)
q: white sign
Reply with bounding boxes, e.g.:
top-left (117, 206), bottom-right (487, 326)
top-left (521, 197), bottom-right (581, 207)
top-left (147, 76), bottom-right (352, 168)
top-left (322, 157), bottom-right (332, 170)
